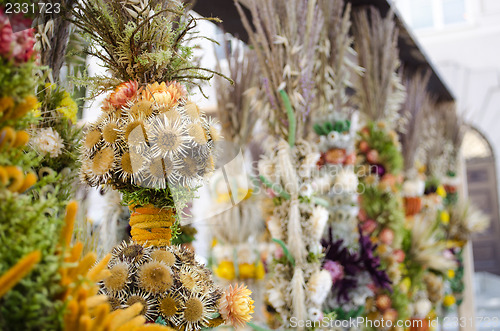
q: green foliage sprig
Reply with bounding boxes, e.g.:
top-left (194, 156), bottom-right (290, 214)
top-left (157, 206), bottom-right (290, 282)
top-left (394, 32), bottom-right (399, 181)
top-left (313, 119), bottom-right (351, 136)
top-left (0, 58), bottom-right (39, 102)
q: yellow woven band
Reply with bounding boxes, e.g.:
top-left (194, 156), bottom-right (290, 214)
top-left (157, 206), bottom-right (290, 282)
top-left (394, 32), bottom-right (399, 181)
top-left (129, 206), bottom-right (175, 247)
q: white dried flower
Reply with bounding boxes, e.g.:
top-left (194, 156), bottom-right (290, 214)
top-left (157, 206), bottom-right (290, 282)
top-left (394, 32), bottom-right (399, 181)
top-left (334, 169), bottom-right (358, 193)
top-left (267, 216), bottom-right (282, 240)
top-left (267, 287), bottom-right (285, 309)
top-left (307, 270), bottom-right (332, 305)
top-left (402, 179), bottom-right (425, 197)
top-left (414, 299), bottom-right (432, 318)
top-left (32, 127), bottom-right (64, 158)
top-left (308, 307), bottom-right (323, 322)
top-left (311, 206), bottom-right (328, 240)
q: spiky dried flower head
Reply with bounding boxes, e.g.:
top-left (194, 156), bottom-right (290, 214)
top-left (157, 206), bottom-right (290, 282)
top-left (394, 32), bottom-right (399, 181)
top-left (123, 290), bottom-right (157, 321)
top-left (112, 241), bottom-right (151, 267)
top-left (147, 115), bottom-right (190, 158)
top-left (143, 156), bottom-right (178, 189)
top-left (84, 128), bottom-right (102, 151)
top-left (124, 120), bottom-right (145, 141)
top-left (107, 293), bottom-right (123, 311)
top-left (184, 100), bottom-right (200, 121)
top-left (91, 147), bottom-right (115, 176)
top-left (180, 293), bottom-right (215, 330)
top-left (103, 261), bottom-right (130, 293)
top-left (120, 152), bottom-right (137, 178)
top-left (128, 100), bottom-right (154, 118)
top-left (137, 261), bottom-right (174, 294)
top-left (151, 249), bottom-right (176, 267)
top-left (158, 292), bottom-right (183, 321)
top-left (102, 120), bottom-right (120, 144)
top-left (179, 266), bottom-right (201, 292)
top-left (219, 284), bottom-right (254, 328)
top-left (187, 122), bottom-right (208, 145)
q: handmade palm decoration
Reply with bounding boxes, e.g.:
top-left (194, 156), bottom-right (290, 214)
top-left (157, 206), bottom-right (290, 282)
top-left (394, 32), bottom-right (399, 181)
top-left (352, 7), bottom-right (409, 325)
top-left (236, 0), bottom-right (332, 327)
top-left (73, 0), bottom-right (253, 329)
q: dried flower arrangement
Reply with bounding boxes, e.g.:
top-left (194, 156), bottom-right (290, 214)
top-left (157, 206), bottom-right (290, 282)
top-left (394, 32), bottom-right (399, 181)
top-left (0, 8), bottom-right (68, 328)
top-left (352, 7), bottom-right (410, 325)
top-left (0, 6), bottom-right (176, 330)
top-left (71, 0), bottom-right (253, 329)
top-left (211, 39), bottom-right (268, 286)
top-left (311, 0), bottom-right (376, 319)
top-left (235, 0), bottom-right (332, 327)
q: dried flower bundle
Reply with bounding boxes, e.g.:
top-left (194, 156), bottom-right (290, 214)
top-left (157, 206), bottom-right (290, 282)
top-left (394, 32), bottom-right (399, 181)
top-left (235, 0), bottom-right (325, 139)
top-left (398, 71), bottom-right (435, 173)
top-left (407, 214), bottom-right (457, 274)
top-left (446, 201), bottom-right (490, 244)
top-left (70, 0), bottom-right (254, 329)
top-left (316, 0), bottom-right (362, 118)
top-left (70, 0), bottom-right (225, 97)
top-left (259, 138), bottom-right (330, 323)
top-left (215, 37), bottom-right (260, 146)
top-left (99, 241), bottom-right (225, 329)
top-left (425, 101), bottom-right (461, 177)
top-left (352, 7), bottom-right (406, 127)
top-left (79, 81), bottom-right (219, 202)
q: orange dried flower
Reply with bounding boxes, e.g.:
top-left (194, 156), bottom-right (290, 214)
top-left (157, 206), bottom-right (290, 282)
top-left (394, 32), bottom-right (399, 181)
top-left (219, 284), bottom-right (254, 328)
top-left (107, 81), bottom-right (139, 109)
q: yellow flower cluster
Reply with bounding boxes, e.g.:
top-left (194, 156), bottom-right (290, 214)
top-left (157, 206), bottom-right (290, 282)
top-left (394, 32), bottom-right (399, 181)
top-left (443, 294), bottom-right (456, 307)
top-left (440, 210), bottom-right (450, 225)
top-left (0, 95), bottom-right (37, 121)
top-left (436, 185), bottom-right (447, 198)
top-left (0, 201), bottom-right (175, 331)
top-left (58, 91), bottom-right (78, 124)
top-left (214, 261), bottom-right (265, 280)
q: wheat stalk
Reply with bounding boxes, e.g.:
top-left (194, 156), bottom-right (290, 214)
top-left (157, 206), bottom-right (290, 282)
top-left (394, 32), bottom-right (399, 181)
top-left (214, 37), bottom-right (260, 146)
top-left (352, 7), bottom-right (406, 126)
top-left (398, 70), bottom-right (435, 173)
top-left (235, 0), bottom-right (324, 139)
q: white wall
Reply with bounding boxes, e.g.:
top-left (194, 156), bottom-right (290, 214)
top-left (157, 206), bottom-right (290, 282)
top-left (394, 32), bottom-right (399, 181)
top-left (394, 0), bottom-right (500, 184)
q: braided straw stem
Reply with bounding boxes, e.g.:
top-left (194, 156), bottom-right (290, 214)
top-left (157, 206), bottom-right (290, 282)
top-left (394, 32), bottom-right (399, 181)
top-left (129, 204), bottom-right (175, 247)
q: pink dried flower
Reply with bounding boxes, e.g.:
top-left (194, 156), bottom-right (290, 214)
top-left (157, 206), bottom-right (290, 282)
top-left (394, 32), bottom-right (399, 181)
top-left (361, 219), bottom-right (377, 234)
top-left (0, 12), bottom-right (13, 58)
top-left (323, 260), bottom-right (344, 285)
top-left (12, 29), bottom-right (35, 63)
top-left (379, 228), bottom-right (394, 245)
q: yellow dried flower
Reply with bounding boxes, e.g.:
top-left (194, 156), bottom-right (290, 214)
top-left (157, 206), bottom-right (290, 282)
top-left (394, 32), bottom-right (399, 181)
top-left (214, 261), bottom-right (235, 280)
top-left (58, 91), bottom-right (78, 123)
top-left (0, 251), bottom-right (41, 298)
top-left (440, 210), bottom-right (450, 225)
top-left (137, 261), bottom-right (173, 294)
top-left (443, 294), bottom-right (456, 307)
top-left (238, 263), bottom-right (256, 279)
top-left (436, 185), bottom-right (447, 198)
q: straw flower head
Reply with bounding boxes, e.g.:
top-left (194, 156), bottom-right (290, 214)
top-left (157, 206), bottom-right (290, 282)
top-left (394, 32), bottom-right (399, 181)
top-left (219, 284), bottom-right (254, 328)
